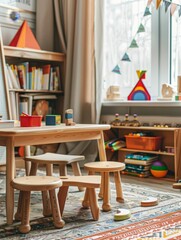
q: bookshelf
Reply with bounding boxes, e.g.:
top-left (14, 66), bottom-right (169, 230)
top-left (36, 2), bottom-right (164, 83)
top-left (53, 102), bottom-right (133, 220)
top-left (3, 46), bottom-right (66, 120)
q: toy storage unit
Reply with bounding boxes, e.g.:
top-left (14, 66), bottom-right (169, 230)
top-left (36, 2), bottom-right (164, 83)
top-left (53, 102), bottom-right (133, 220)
top-left (104, 126), bottom-right (180, 181)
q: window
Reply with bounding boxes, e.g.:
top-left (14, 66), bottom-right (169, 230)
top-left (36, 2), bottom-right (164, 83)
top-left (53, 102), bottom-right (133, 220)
top-left (171, 4), bottom-right (181, 90)
top-left (97, 0), bottom-right (177, 102)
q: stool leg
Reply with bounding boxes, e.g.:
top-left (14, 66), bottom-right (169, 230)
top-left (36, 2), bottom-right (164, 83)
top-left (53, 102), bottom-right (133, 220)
top-left (49, 189), bottom-right (65, 228)
top-left (30, 162), bottom-right (38, 176)
top-left (42, 163), bottom-right (53, 217)
top-left (88, 188), bottom-right (100, 220)
top-left (59, 164), bottom-right (67, 176)
top-left (114, 171), bottom-right (124, 203)
top-left (71, 162), bottom-right (84, 192)
top-left (46, 163), bottom-right (53, 176)
top-left (82, 188), bottom-right (90, 208)
top-left (102, 172), bottom-right (111, 211)
top-left (57, 186), bottom-right (69, 216)
top-left (15, 191), bottom-right (23, 221)
top-left (42, 191), bottom-right (52, 217)
top-left (98, 173), bottom-right (104, 199)
top-left (19, 191), bottom-right (31, 234)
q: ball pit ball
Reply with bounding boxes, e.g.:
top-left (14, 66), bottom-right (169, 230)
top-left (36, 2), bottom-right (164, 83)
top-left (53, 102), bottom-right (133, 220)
top-left (150, 161), bottom-right (168, 178)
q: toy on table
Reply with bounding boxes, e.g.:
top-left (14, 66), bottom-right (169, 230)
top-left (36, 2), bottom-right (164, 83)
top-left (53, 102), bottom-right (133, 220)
top-left (114, 208), bottom-right (131, 221)
top-left (45, 115), bottom-right (61, 126)
top-left (20, 112), bottom-right (42, 127)
top-left (150, 160), bottom-right (168, 178)
top-left (65, 109), bottom-right (76, 126)
top-left (141, 197), bottom-right (158, 207)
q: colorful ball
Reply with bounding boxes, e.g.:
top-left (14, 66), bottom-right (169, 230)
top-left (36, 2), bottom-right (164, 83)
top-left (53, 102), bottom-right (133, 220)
top-left (150, 161), bottom-right (168, 178)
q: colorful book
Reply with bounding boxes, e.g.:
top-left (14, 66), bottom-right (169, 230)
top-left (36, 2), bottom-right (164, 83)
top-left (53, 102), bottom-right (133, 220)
top-left (124, 158), bottom-right (157, 166)
top-left (125, 163), bottom-right (150, 171)
top-left (125, 152), bottom-right (158, 161)
top-left (121, 170), bottom-right (150, 178)
top-left (42, 64), bottom-right (51, 90)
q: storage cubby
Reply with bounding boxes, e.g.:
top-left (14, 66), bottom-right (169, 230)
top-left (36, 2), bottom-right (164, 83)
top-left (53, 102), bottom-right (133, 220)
top-left (104, 126), bottom-right (180, 181)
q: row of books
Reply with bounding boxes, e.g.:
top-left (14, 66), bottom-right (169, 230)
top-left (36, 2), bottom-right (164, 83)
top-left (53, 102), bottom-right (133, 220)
top-left (6, 63), bottom-right (62, 91)
top-left (122, 152), bottom-right (158, 178)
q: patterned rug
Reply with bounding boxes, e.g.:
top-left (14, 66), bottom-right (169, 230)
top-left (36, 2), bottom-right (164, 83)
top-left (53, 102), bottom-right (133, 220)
top-left (0, 170), bottom-right (181, 240)
top-left (78, 211), bottom-right (181, 240)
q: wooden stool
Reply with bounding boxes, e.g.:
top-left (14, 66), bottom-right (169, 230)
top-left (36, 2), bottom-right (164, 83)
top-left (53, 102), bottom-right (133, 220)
top-left (58, 175), bottom-right (101, 220)
top-left (11, 176), bottom-right (65, 234)
top-left (84, 161), bottom-right (125, 212)
top-left (25, 153), bottom-right (85, 191)
top-left (25, 153), bottom-right (85, 176)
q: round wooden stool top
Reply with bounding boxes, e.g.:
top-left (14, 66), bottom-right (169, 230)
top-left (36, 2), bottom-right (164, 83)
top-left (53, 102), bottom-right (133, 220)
top-left (11, 176), bottom-right (62, 191)
top-left (84, 161), bottom-right (125, 173)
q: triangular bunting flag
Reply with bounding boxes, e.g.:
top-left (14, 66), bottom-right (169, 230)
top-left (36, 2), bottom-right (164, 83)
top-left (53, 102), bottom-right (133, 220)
top-left (129, 39), bottom-right (139, 48)
top-left (144, 7), bottom-right (152, 16)
top-left (179, 6), bottom-right (181, 17)
top-left (121, 53), bottom-right (131, 62)
top-left (9, 20), bottom-right (41, 49)
top-left (112, 65), bottom-right (121, 74)
top-left (137, 23), bottom-right (145, 33)
top-left (156, 0), bottom-right (162, 9)
top-left (170, 3), bottom-right (177, 16)
top-left (164, 0), bottom-right (171, 13)
top-left (147, 0), bottom-right (153, 6)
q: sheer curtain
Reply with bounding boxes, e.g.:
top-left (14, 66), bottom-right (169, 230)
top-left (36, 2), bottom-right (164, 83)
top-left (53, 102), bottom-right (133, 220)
top-left (97, 0), bottom-right (152, 101)
top-left (36, 0), bottom-right (98, 164)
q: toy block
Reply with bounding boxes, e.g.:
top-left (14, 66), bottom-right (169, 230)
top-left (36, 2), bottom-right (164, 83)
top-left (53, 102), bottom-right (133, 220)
top-left (45, 115), bottom-right (61, 126)
top-left (65, 109), bottom-right (75, 126)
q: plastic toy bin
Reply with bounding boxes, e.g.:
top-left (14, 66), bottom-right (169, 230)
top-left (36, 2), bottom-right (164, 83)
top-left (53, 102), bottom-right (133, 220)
top-left (125, 135), bottom-right (162, 151)
top-left (20, 115), bottom-right (42, 127)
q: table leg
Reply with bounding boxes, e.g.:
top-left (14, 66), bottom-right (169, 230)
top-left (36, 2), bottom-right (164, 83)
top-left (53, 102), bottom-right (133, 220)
top-left (24, 146), bottom-right (31, 176)
top-left (102, 172), bottom-right (111, 211)
top-left (6, 138), bottom-right (15, 224)
top-left (97, 131), bottom-right (107, 161)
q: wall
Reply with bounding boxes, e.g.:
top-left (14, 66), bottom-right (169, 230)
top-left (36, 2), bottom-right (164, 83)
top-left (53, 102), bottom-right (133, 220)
top-left (0, 1), bottom-right (36, 45)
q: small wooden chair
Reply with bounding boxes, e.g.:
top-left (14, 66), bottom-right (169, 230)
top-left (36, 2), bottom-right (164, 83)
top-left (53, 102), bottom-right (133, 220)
top-left (11, 176), bottom-right (65, 233)
top-left (58, 175), bottom-right (101, 220)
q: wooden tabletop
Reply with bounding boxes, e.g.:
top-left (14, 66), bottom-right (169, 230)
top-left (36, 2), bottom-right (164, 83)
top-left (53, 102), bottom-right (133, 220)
top-left (0, 123), bottom-right (111, 136)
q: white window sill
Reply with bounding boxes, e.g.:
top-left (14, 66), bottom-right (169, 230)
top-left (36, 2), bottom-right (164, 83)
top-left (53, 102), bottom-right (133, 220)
top-left (102, 100), bottom-right (181, 107)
